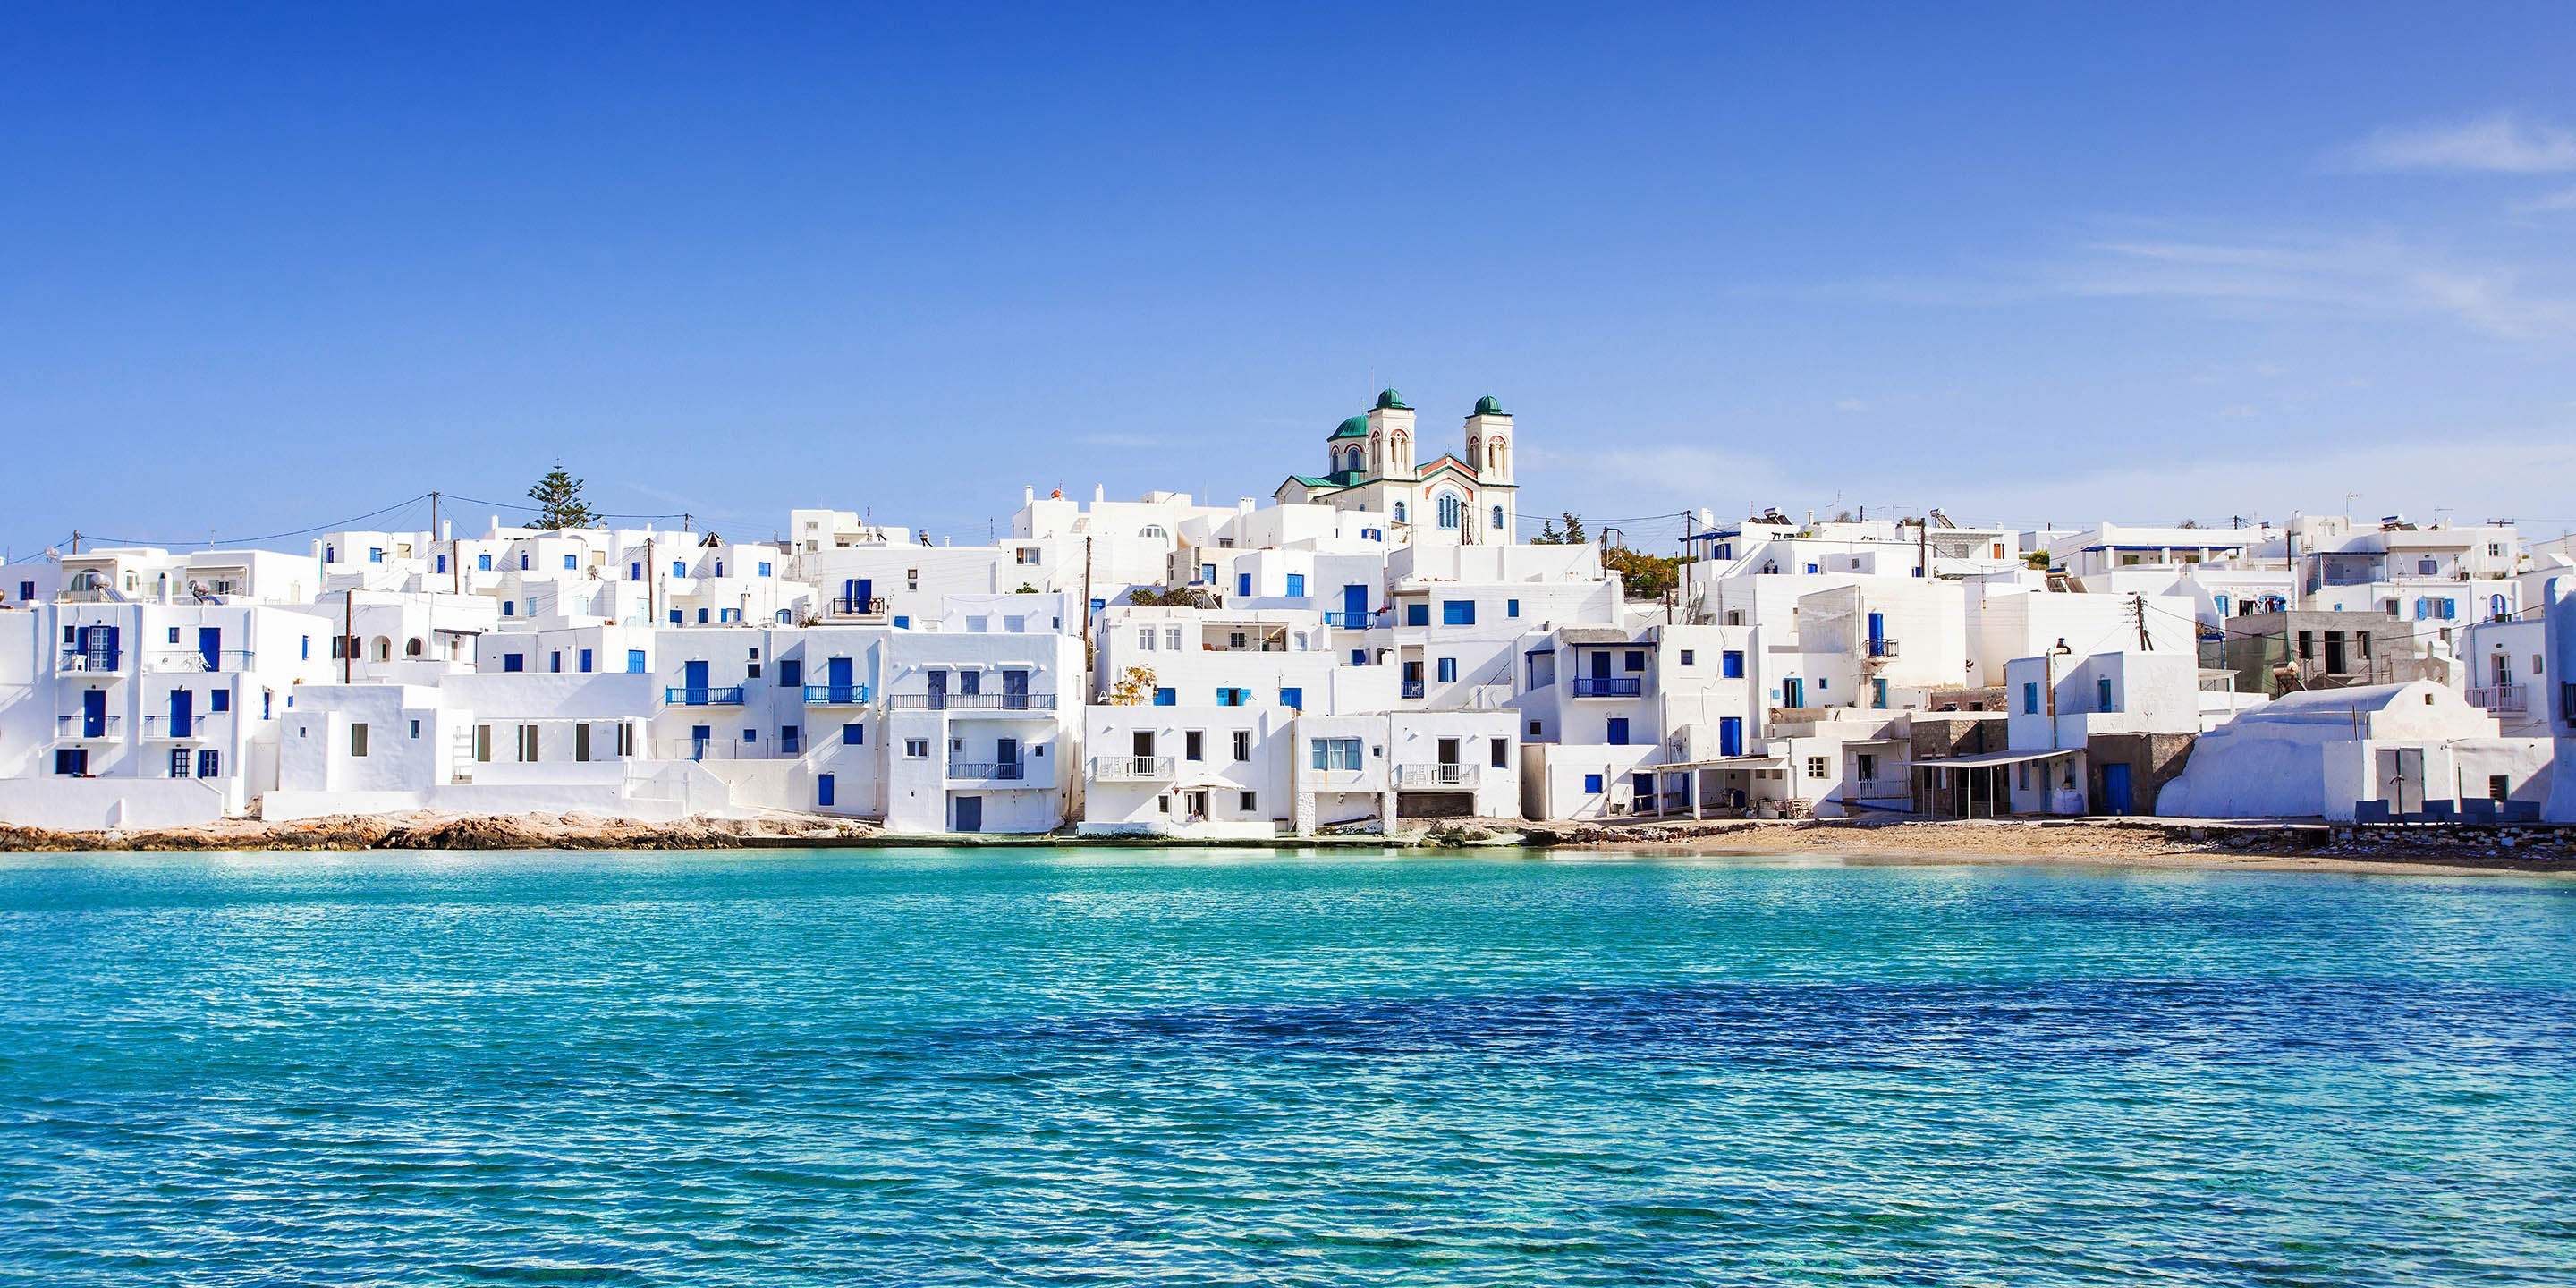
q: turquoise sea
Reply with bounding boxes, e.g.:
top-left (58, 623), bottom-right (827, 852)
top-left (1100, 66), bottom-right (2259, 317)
top-left (3, 847), bottom-right (2572, 1286)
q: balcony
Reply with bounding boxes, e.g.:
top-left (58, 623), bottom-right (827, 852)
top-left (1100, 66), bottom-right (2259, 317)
top-left (57, 715), bottom-right (123, 739)
top-left (946, 761), bottom-right (1030, 784)
top-left (1400, 680), bottom-right (1426, 699)
top-left (57, 651), bottom-right (125, 674)
top-left (663, 685), bottom-right (748, 707)
top-left (146, 649), bottom-right (257, 673)
top-left (1092, 755), bottom-right (1176, 781)
top-left (801, 683), bottom-right (874, 706)
top-left (1572, 676), bottom-right (1642, 698)
top-left (886, 692), bottom-right (1057, 712)
top-left (1867, 637), bottom-right (1901, 659)
top-left (2468, 684), bottom-right (2528, 715)
top-left (830, 596), bottom-right (891, 617)
top-left (143, 713), bottom-right (225, 739)
top-left (1321, 610), bottom-right (1374, 629)
top-left (1396, 763), bottom-right (1481, 788)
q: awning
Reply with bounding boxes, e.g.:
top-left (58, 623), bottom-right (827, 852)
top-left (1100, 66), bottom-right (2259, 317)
top-left (1915, 748), bottom-right (2080, 769)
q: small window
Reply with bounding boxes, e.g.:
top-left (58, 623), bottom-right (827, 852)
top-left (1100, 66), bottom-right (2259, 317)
top-left (1405, 603), bottom-right (1429, 627)
top-left (2489, 775), bottom-right (2511, 801)
top-left (409, 718), bottom-right (420, 739)
top-left (208, 690), bottom-right (230, 712)
top-left (1443, 600), bottom-right (1475, 626)
top-left (1624, 650), bottom-right (1646, 672)
top-left (1807, 757), bottom-right (1828, 778)
top-left (1185, 731), bottom-right (1204, 761)
top-left (1721, 650), bottom-right (1744, 679)
top-left (1436, 658), bottom-right (1457, 683)
top-left (1238, 573), bottom-right (1253, 597)
top-left (905, 739), bottom-right (930, 758)
top-left (1489, 738), bottom-right (1508, 768)
top-left (1582, 773), bottom-right (1603, 794)
top-left (1507, 598), bottom-right (1521, 618)
top-left (1153, 688), bottom-right (1176, 706)
top-left (1286, 573), bottom-right (1306, 597)
top-left (1679, 649), bottom-right (1695, 665)
top-left (503, 653), bottom-right (524, 673)
top-left (350, 723), bottom-right (369, 757)
top-left (1238, 791), bottom-right (1258, 811)
top-left (843, 723), bottom-right (865, 746)
top-left (1232, 731), bottom-right (1250, 760)
top-left (564, 554), bottom-right (577, 570)
top-left (1279, 686), bottom-right (1304, 711)
top-left (2022, 682), bottom-right (2039, 715)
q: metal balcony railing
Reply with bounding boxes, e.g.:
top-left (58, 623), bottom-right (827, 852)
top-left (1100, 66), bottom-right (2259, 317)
top-left (146, 649), bottom-right (258, 673)
top-left (1572, 676), bottom-right (1642, 697)
top-left (1867, 637), bottom-right (1901, 659)
top-left (1400, 680), bottom-right (1426, 699)
top-left (57, 651), bottom-right (124, 674)
top-left (830, 596), bottom-right (891, 616)
top-left (1321, 610), bottom-right (1374, 629)
top-left (801, 683), bottom-right (873, 706)
top-left (1396, 763), bottom-right (1481, 788)
top-left (2467, 684), bottom-right (2528, 714)
top-left (663, 685), bottom-right (748, 707)
top-left (946, 761), bottom-right (1030, 783)
top-left (885, 692), bottom-right (1056, 711)
top-left (144, 713), bottom-right (226, 739)
top-left (57, 715), bottom-right (123, 738)
top-left (1091, 755), bottom-right (1176, 781)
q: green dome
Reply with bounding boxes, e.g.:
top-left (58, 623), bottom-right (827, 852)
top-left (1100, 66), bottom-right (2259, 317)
top-left (1472, 394), bottom-right (1506, 416)
top-left (1374, 387), bottom-right (1411, 411)
top-left (1328, 414), bottom-right (1369, 440)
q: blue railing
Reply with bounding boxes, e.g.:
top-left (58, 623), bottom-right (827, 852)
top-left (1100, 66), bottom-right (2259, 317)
top-left (1572, 676), bottom-right (1642, 697)
top-left (1322, 610), bottom-right (1374, 629)
top-left (801, 684), bottom-right (872, 705)
top-left (1400, 680), bottom-right (1425, 699)
top-left (663, 685), bottom-right (747, 706)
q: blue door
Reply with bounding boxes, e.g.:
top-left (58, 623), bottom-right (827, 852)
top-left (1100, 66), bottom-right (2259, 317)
top-left (826, 657), bottom-right (855, 702)
top-left (1719, 716), bottom-right (1743, 758)
top-left (2102, 763), bottom-right (2134, 816)
top-left (690, 724), bottom-right (712, 760)
top-left (169, 689), bottom-right (192, 739)
top-left (1606, 717), bottom-right (1630, 746)
top-left (926, 669), bottom-right (948, 711)
top-left (198, 627), bottom-right (222, 671)
top-left (1590, 652), bottom-right (1612, 680)
top-left (682, 660), bottom-right (710, 705)
top-left (82, 689), bottom-right (106, 738)
top-left (1002, 669), bottom-right (1030, 710)
top-left (953, 796), bottom-right (981, 833)
top-left (1784, 678), bottom-right (1805, 708)
top-left (1867, 612), bottom-right (1885, 652)
top-left (996, 737), bottom-right (1021, 779)
top-left (843, 578), bottom-right (872, 613)
top-left (817, 773), bottom-right (835, 809)
top-left (1342, 584), bottom-right (1367, 625)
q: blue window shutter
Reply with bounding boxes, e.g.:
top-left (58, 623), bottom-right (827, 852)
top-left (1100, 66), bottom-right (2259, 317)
top-left (2023, 682), bottom-right (2039, 714)
top-left (1153, 688), bottom-right (1175, 707)
top-left (1286, 573), bottom-right (1305, 597)
top-left (1280, 687), bottom-right (1303, 711)
top-left (627, 649), bottom-right (647, 673)
top-left (1507, 598), bottom-right (1520, 618)
top-left (1583, 774), bottom-right (1603, 793)
top-left (1238, 573), bottom-right (1253, 597)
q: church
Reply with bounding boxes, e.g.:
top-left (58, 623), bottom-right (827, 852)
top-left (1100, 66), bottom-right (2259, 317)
top-left (1273, 389), bottom-right (1519, 545)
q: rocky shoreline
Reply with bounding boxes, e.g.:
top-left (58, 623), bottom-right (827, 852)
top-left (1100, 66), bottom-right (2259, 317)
top-left (1, 810), bottom-right (2570, 874)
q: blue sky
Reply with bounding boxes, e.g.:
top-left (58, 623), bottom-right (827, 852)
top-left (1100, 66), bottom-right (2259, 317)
top-left (5, 3), bottom-right (2574, 555)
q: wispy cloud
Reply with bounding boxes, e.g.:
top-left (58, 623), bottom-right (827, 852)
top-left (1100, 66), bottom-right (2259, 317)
top-left (2511, 184), bottom-right (2576, 215)
top-left (2050, 235), bottom-right (2576, 343)
top-left (2340, 113), bottom-right (2576, 173)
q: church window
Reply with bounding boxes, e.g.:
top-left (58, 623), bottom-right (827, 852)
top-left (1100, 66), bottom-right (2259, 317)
top-left (1490, 505), bottom-right (1504, 530)
top-left (1437, 494), bottom-right (1462, 530)
top-left (1139, 525), bottom-right (1168, 538)
top-left (1394, 502), bottom-right (1407, 523)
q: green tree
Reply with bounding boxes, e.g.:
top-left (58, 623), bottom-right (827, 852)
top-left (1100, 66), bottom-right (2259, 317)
top-left (527, 464), bottom-right (600, 530)
top-left (1600, 546), bottom-right (1683, 601)
top-left (1536, 517), bottom-right (1563, 545)
top-left (1559, 512), bottom-right (1588, 545)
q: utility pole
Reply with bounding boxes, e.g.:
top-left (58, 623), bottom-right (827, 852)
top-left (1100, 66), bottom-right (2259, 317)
top-left (70, 530), bottom-right (80, 555)
top-left (343, 589), bottom-right (354, 684)
top-left (2132, 593), bottom-right (2153, 650)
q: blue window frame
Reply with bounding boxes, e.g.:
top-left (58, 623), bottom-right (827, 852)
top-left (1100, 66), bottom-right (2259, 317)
top-left (549, 651), bottom-right (562, 673)
top-left (1153, 687), bottom-right (1175, 706)
top-left (1286, 573), bottom-right (1306, 598)
top-left (672, 560), bottom-right (686, 579)
top-left (817, 773), bottom-right (835, 808)
top-left (1583, 773), bottom-right (1604, 794)
top-left (892, 615), bottom-right (910, 629)
top-left (2098, 677), bottom-right (2115, 711)
top-left (1624, 650), bottom-right (1645, 672)
top-left (209, 690), bottom-right (230, 712)
top-left (627, 650), bottom-right (647, 673)
top-left (1238, 573), bottom-right (1253, 597)
top-left (631, 562), bottom-right (642, 580)
top-left (502, 601), bottom-right (514, 616)
top-left (843, 723), bottom-right (865, 746)
top-left (502, 653), bottom-right (524, 673)
top-left (477, 554), bottom-right (493, 572)
top-left (1436, 657), bottom-right (1458, 683)
top-left (1721, 650), bottom-right (1744, 678)
top-left (369, 547), bottom-right (384, 564)
top-left (519, 554), bottom-right (530, 570)
top-left (2023, 682), bottom-right (2040, 714)
top-left (1406, 603), bottom-right (1429, 626)
top-left (742, 729), bottom-right (758, 743)
top-left (1506, 598), bottom-right (1520, 618)
top-left (1216, 687), bottom-right (1251, 707)
top-left (1279, 686), bottom-right (1304, 711)
top-left (579, 648), bottom-right (593, 673)
top-left (780, 726), bottom-right (801, 755)
top-left (1443, 600), bottom-right (1474, 626)
top-left (435, 555), bottom-right (447, 573)
top-left (1606, 717), bottom-right (1630, 746)
top-left (758, 562), bottom-right (773, 577)
top-left (778, 659), bottom-right (801, 689)
top-left (564, 555), bottom-right (577, 570)
top-left (1351, 648), bottom-right (1366, 665)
